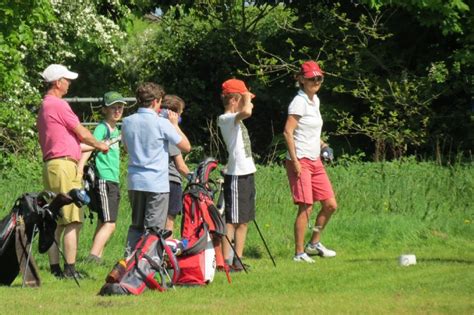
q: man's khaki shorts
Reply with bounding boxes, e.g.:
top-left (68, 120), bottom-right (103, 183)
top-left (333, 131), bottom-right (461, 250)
top-left (43, 159), bottom-right (83, 225)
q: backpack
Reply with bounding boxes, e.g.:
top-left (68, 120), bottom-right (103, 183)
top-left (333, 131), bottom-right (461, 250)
top-left (99, 228), bottom-right (180, 296)
top-left (174, 157), bottom-right (229, 286)
top-left (83, 122), bottom-right (111, 214)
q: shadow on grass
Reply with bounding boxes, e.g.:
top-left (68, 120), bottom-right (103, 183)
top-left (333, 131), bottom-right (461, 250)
top-left (245, 245), bottom-right (263, 259)
top-left (418, 258), bottom-right (474, 265)
top-left (345, 258), bottom-right (474, 265)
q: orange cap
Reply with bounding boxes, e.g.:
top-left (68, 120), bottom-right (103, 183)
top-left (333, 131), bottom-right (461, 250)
top-left (221, 79), bottom-right (255, 98)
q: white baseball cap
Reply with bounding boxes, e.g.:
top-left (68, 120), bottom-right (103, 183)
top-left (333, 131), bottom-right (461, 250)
top-left (41, 64), bottom-right (78, 82)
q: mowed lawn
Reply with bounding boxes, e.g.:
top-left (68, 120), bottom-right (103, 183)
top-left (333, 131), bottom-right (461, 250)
top-left (0, 161), bottom-right (473, 314)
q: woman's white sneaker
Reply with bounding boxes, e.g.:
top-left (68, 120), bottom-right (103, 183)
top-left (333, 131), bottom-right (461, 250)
top-left (305, 242), bottom-right (336, 257)
top-left (293, 253), bottom-right (315, 263)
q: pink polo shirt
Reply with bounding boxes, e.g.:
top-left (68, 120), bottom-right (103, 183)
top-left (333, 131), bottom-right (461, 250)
top-left (37, 95), bottom-right (81, 161)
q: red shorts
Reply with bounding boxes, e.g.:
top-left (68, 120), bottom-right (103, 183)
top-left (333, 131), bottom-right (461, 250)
top-left (286, 158), bottom-right (334, 205)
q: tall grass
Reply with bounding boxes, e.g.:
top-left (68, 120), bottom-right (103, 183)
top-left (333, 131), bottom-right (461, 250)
top-left (0, 159), bottom-right (472, 263)
top-left (0, 159), bottom-right (472, 314)
top-left (251, 160), bottom-right (473, 257)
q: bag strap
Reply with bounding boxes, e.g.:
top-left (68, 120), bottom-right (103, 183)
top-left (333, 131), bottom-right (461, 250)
top-left (133, 256), bottom-right (165, 292)
top-left (162, 243), bottom-right (180, 284)
top-left (182, 223), bottom-right (209, 256)
top-left (100, 121), bottom-right (111, 141)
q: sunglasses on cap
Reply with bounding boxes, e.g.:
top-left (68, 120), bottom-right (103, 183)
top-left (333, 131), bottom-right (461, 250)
top-left (306, 76), bottom-right (324, 84)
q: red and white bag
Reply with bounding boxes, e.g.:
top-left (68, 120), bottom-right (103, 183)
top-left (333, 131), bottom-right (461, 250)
top-left (174, 226), bottom-right (216, 285)
top-left (174, 158), bottom-right (229, 286)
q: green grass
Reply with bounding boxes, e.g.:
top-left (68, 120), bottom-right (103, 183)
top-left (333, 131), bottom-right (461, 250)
top-left (0, 160), bottom-right (473, 314)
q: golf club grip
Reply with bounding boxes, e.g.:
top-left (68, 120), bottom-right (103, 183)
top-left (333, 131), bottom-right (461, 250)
top-left (107, 136), bottom-right (121, 147)
top-left (216, 186), bottom-right (224, 209)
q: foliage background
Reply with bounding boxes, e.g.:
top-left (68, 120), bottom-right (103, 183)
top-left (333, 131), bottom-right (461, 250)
top-left (0, 2), bottom-right (472, 310)
top-left (0, 0), bottom-right (473, 171)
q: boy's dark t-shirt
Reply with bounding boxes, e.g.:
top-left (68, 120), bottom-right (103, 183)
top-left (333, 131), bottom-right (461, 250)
top-left (169, 144), bottom-right (182, 184)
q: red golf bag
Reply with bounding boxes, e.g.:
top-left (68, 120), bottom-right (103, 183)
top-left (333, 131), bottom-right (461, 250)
top-left (174, 158), bottom-right (229, 286)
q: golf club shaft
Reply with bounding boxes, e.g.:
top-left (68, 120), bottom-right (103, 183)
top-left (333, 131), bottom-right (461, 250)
top-left (22, 225), bottom-right (37, 288)
top-left (253, 220), bottom-right (277, 267)
top-left (216, 180), bottom-right (224, 214)
top-left (224, 234), bottom-right (248, 273)
top-left (53, 238), bottom-right (80, 287)
top-left (107, 135), bottom-right (121, 147)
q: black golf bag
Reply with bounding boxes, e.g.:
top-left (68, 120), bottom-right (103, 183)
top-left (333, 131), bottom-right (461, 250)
top-left (0, 189), bottom-right (89, 287)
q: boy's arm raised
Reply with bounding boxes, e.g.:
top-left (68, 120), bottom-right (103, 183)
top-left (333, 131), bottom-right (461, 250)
top-left (168, 111), bottom-right (191, 153)
top-left (235, 92), bottom-right (253, 124)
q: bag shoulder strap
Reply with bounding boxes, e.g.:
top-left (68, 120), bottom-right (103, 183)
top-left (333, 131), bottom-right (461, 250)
top-left (99, 121), bottom-right (111, 141)
top-left (87, 121), bottom-right (110, 166)
top-left (182, 223), bottom-right (209, 256)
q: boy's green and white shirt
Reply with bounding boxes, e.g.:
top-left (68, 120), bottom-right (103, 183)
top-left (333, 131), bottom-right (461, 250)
top-left (217, 112), bottom-right (256, 176)
top-left (239, 122), bottom-right (252, 158)
top-left (93, 122), bottom-right (120, 183)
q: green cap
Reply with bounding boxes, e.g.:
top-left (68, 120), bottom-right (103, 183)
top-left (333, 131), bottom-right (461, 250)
top-left (103, 91), bottom-right (126, 107)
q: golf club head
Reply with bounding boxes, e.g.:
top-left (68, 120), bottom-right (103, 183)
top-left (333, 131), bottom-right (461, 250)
top-left (158, 229), bottom-right (172, 240)
top-left (48, 193), bottom-right (73, 217)
top-left (321, 147), bottom-right (334, 163)
top-left (37, 191), bottom-right (56, 207)
top-left (68, 189), bottom-right (90, 208)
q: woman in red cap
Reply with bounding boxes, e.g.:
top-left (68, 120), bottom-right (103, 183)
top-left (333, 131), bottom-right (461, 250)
top-left (283, 60), bottom-right (338, 263)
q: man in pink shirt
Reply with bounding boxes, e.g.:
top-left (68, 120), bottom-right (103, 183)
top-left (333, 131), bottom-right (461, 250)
top-left (37, 64), bottom-right (109, 279)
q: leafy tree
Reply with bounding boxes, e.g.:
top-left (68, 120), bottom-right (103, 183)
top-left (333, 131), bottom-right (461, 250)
top-left (0, 0), bottom-right (127, 173)
top-left (119, 2), bottom-right (295, 161)
top-left (1, 0), bottom-right (472, 167)
top-left (233, 0), bottom-right (473, 160)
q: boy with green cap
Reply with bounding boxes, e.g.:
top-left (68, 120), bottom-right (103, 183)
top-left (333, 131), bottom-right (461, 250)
top-left (79, 91), bottom-right (125, 263)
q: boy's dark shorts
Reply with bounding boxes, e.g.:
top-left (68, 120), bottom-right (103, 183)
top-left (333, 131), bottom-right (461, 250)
top-left (167, 181), bottom-right (183, 218)
top-left (93, 179), bottom-right (120, 223)
top-left (223, 173), bottom-right (255, 224)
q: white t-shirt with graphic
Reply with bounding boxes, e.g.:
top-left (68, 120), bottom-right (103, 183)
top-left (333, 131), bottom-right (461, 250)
top-left (218, 112), bottom-right (256, 175)
top-left (287, 90), bottom-right (323, 160)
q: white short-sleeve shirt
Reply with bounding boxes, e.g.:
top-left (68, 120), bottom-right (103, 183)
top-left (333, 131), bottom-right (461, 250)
top-left (287, 90), bottom-right (323, 160)
top-left (218, 113), bottom-right (256, 175)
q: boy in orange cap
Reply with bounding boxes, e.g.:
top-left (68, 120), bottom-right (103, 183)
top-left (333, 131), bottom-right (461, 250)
top-left (218, 79), bottom-right (256, 271)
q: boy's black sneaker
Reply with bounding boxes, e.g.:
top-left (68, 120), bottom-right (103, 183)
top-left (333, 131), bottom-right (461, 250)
top-left (51, 270), bottom-right (64, 279)
top-left (64, 263), bottom-right (85, 279)
top-left (231, 257), bottom-right (250, 272)
top-left (63, 269), bottom-right (84, 280)
top-left (50, 264), bottom-right (64, 279)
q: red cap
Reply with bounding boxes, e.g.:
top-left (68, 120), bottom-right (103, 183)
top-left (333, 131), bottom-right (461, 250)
top-left (221, 79), bottom-right (255, 98)
top-left (300, 60), bottom-right (324, 78)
